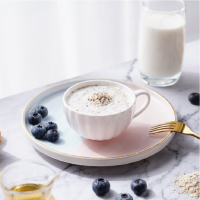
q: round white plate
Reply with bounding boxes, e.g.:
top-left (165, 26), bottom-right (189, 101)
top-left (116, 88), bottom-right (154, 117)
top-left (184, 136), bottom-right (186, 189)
top-left (22, 79), bottom-right (176, 166)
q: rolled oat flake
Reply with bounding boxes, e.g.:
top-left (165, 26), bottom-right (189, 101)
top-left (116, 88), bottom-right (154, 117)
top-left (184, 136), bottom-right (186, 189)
top-left (173, 172), bottom-right (200, 199)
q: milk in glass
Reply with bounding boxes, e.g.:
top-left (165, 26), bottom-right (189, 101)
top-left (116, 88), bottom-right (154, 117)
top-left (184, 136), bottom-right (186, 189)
top-left (139, 13), bottom-right (185, 79)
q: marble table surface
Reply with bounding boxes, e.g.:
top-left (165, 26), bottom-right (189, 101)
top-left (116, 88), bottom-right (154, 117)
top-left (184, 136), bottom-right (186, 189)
top-left (0, 40), bottom-right (199, 200)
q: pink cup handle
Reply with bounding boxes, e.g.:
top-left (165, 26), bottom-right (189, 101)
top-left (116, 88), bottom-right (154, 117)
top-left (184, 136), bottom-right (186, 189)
top-left (133, 90), bottom-right (150, 118)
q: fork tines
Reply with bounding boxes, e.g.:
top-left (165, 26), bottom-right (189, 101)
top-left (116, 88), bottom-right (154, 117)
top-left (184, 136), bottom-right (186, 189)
top-left (149, 121), bottom-right (176, 134)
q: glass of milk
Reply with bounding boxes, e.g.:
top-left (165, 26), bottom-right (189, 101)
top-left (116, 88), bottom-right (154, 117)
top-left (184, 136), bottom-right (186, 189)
top-left (138, 0), bottom-right (185, 87)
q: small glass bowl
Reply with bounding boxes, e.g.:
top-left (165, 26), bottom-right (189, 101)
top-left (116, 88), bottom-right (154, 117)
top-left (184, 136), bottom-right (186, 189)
top-left (0, 160), bottom-right (58, 200)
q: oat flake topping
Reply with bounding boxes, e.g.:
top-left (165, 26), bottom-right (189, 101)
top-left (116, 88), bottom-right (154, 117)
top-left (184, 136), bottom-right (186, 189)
top-left (88, 92), bottom-right (112, 105)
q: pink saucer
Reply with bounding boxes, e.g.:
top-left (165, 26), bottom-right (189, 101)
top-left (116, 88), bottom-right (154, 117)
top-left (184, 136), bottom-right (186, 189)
top-left (23, 79), bottom-right (176, 166)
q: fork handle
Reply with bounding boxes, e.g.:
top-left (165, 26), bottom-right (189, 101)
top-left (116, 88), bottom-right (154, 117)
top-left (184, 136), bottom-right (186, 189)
top-left (180, 132), bottom-right (200, 139)
top-left (193, 134), bottom-right (200, 139)
top-left (181, 125), bottom-right (200, 139)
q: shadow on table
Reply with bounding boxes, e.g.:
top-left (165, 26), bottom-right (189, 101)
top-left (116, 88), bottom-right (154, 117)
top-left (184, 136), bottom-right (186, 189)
top-left (0, 136), bottom-right (19, 170)
top-left (97, 189), bottom-right (118, 199)
top-left (157, 71), bottom-right (199, 92)
top-left (97, 189), bottom-right (155, 200)
top-left (143, 189), bottom-right (156, 199)
top-left (35, 149), bottom-right (70, 171)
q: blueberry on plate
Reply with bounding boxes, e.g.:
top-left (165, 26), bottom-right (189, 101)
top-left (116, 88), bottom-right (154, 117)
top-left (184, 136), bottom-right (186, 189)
top-left (35, 105), bottom-right (48, 118)
top-left (115, 193), bottom-right (133, 200)
top-left (31, 125), bottom-right (46, 139)
top-left (92, 178), bottom-right (110, 195)
top-left (44, 122), bottom-right (58, 131)
top-left (28, 112), bottom-right (42, 125)
top-left (188, 93), bottom-right (199, 106)
top-left (131, 179), bottom-right (147, 196)
top-left (46, 129), bottom-right (59, 142)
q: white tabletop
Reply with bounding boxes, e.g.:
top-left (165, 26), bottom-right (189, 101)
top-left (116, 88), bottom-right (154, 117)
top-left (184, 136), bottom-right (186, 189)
top-left (0, 40), bottom-right (199, 200)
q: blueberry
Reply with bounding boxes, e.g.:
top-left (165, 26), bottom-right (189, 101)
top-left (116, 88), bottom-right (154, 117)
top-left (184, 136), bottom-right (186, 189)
top-left (46, 129), bottom-right (59, 142)
top-left (28, 112), bottom-right (42, 125)
top-left (44, 122), bottom-right (58, 131)
top-left (115, 193), bottom-right (133, 200)
top-left (35, 105), bottom-right (48, 118)
top-left (131, 179), bottom-right (147, 196)
top-left (92, 178), bottom-right (110, 196)
top-left (188, 93), bottom-right (199, 106)
top-left (31, 125), bottom-right (46, 139)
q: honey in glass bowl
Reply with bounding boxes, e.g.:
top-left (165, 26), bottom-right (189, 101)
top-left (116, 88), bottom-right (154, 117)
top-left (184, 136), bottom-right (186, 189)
top-left (0, 161), bottom-right (58, 200)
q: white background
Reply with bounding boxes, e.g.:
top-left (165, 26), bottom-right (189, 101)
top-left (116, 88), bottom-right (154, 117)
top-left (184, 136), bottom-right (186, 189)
top-left (0, 0), bottom-right (199, 99)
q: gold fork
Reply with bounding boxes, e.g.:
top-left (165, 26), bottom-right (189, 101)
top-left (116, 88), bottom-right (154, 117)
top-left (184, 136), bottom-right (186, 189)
top-left (149, 121), bottom-right (200, 139)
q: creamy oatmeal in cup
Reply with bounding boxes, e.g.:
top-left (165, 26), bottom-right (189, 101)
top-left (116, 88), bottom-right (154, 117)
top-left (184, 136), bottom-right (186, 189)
top-left (63, 80), bottom-right (150, 141)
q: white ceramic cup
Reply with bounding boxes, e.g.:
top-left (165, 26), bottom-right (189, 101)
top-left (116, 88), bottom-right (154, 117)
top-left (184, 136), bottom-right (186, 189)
top-left (63, 80), bottom-right (150, 141)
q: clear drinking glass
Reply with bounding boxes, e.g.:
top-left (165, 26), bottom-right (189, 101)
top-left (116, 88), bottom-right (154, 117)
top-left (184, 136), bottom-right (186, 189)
top-left (138, 0), bottom-right (185, 87)
top-left (0, 161), bottom-right (58, 200)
